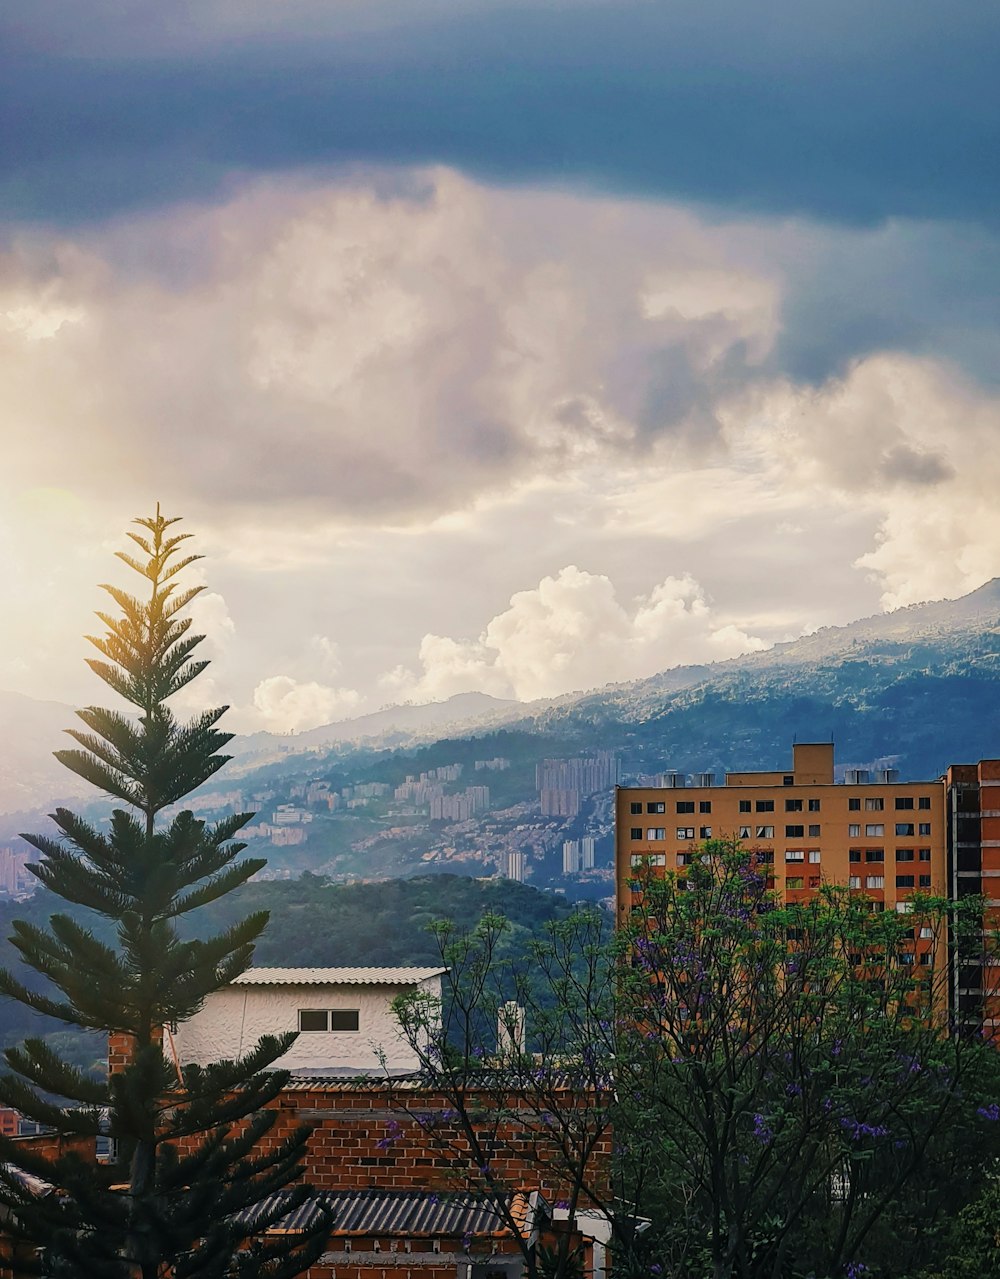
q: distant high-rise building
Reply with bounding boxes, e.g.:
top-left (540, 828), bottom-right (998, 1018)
top-left (538, 753), bottom-right (617, 816)
top-left (580, 836), bottom-right (596, 870)
top-left (505, 851), bottom-right (526, 882)
top-left (562, 840), bottom-right (580, 875)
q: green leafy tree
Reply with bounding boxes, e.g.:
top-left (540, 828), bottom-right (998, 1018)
top-left (618, 838), bottom-right (1000, 1279)
top-left (0, 508), bottom-right (329, 1278)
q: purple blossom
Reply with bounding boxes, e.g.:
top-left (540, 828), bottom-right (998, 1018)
top-left (752, 1113), bottom-right (773, 1145)
top-left (841, 1118), bottom-right (889, 1141)
top-left (785, 1082), bottom-right (802, 1097)
top-left (977, 1102), bottom-right (1000, 1121)
top-left (845, 1263), bottom-right (868, 1279)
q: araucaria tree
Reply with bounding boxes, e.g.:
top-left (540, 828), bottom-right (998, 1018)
top-left (0, 509), bottom-right (328, 1278)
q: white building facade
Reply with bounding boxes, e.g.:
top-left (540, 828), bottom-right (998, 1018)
top-left (171, 967), bottom-right (446, 1074)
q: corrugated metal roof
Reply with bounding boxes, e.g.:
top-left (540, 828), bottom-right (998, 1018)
top-left (231, 967), bottom-right (447, 987)
top-left (244, 1189), bottom-right (534, 1239)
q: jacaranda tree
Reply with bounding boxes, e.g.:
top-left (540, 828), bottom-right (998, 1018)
top-left (0, 508), bottom-right (329, 1278)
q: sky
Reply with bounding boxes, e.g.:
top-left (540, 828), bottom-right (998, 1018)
top-left (2, 1), bottom-right (999, 733)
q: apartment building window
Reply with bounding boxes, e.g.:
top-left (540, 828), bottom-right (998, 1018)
top-left (808, 824), bottom-right (821, 837)
top-left (895, 797), bottom-right (914, 810)
top-left (630, 802), bottom-right (642, 814)
top-left (809, 876), bottom-right (821, 888)
top-left (808, 799), bottom-right (821, 812)
top-left (299, 1010), bottom-right (359, 1033)
top-left (848, 875), bottom-right (861, 888)
top-left (785, 849), bottom-right (805, 862)
top-left (849, 850), bottom-right (861, 863)
top-left (739, 825), bottom-right (752, 839)
top-left (895, 823), bottom-right (915, 836)
top-left (676, 827), bottom-right (694, 840)
top-left (648, 828), bottom-right (667, 840)
top-left (700, 801), bottom-right (712, 813)
top-left (865, 798), bottom-right (884, 811)
top-left (786, 876), bottom-right (804, 889)
top-left (919, 874), bottom-right (932, 887)
top-left (647, 802), bottom-right (666, 814)
top-left (899, 952), bottom-right (915, 965)
top-left (918, 823), bottom-right (931, 836)
top-left (919, 848), bottom-right (932, 862)
top-left (866, 875), bottom-right (884, 889)
top-left (896, 849), bottom-right (914, 862)
top-left (920, 926), bottom-right (933, 939)
top-left (630, 827), bottom-right (642, 840)
top-left (699, 826), bottom-right (712, 839)
top-left (756, 800), bottom-right (775, 812)
top-left (849, 824), bottom-right (861, 837)
top-left (756, 850), bottom-right (774, 863)
top-left (786, 825), bottom-right (804, 838)
top-left (677, 853), bottom-right (694, 865)
top-left (866, 824), bottom-right (884, 837)
top-left (739, 800), bottom-right (751, 813)
top-left (783, 776), bottom-right (794, 786)
top-left (849, 798), bottom-right (861, 811)
top-left (785, 799), bottom-right (803, 812)
top-left (919, 952), bottom-right (933, 965)
top-left (918, 797), bottom-right (932, 810)
top-left (896, 902), bottom-right (913, 915)
top-left (865, 849), bottom-right (884, 862)
top-left (756, 826), bottom-right (774, 839)
top-left (896, 875), bottom-right (915, 888)
top-left (632, 853), bottom-right (666, 867)
top-left (809, 850), bottom-right (821, 863)
top-left (676, 801), bottom-right (695, 814)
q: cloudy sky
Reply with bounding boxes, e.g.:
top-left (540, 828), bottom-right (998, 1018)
top-left (2, 1), bottom-right (998, 733)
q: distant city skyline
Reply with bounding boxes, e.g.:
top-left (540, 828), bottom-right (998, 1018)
top-left (3, 2), bottom-right (998, 733)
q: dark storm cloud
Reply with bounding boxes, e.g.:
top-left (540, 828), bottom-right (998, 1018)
top-left (1, 0), bottom-right (997, 229)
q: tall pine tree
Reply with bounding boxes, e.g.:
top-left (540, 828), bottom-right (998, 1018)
top-left (0, 508), bottom-right (329, 1278)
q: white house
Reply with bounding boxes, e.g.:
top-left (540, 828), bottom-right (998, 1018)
top-left (171, 967), bottom-right (447, 1074)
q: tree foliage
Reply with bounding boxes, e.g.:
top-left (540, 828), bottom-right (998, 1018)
top-left (0, 509), bottom-right (328, 1278)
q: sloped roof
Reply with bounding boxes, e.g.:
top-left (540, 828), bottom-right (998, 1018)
top-left (230, 967), bottom-right (447, 987)
top-left (249, 1188), bottom-right (535, 1239)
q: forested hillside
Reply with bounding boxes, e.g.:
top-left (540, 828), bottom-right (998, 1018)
top-left (0, 874), bottom-right (592, 1073)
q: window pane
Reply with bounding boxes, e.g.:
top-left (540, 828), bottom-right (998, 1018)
top-left (299, 1010), bottom-right (328, 1032)
top-left (329, 1010), bottom-right (360, 1032)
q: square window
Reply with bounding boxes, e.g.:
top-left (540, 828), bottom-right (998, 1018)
top-left (809, 850), bottom-right (821, 863)
top-left (756, 826), bottom-right (774, 839)
top-left (785, 824), bottom-right (804, 838)
top-left (895, 823), bottom-right (915, 837)
top-left (700, 801), bottom-right (712, 813)
top-left (739, 800), bottom-right (751, 813)
top-left (808, 824), bottom-right (821, 837)
top-left (785, 849), bottom-right (805, 862)
top-left (699, 826), bottom-right (712, 839)
top-left (630, 827), bottom-right (642, 840)
top-left (866, 875), bottom-right (884, 889)
top-left (648, 827), bottom-right (666, 840)
top-left (918, 848), bottom-right (932, 862)
top-left (865, 824), bottom-right (884, 837)
top-left (329, 1010), bottom-right (360, 1032)
top-left (919, 952), bottom-right (933, 965)
top-left (299, 1010), bottom-right (329, 1032)
top-left (783, 776), bottom-right (794, 786)
top-left (918, 796), bottom-right (932, 810)
top-left (895, 797), bottom-right (914, 810)
top-left (676, 801), bottom-right (695, 814)
top-left (849, 798), bottom-right (861, 811)
top-left (756, 800), bottom-right (775, 812)
top-left (848, 875), bottom-right (861, 889)
top-left (865, 849), bottom-right (884, 863)
top-left (896, 875), bottom-right (915, 888)
top-left (849, 824), bottom-right (861, 837)
top-left (630, 801), bottom-right (642, 814)
top-left (738, 825), bottom-right (752, 839)
top-left (808, 798), bottom-right (821, 812)
top-left (865, 797), bottom-right (884, 811)
top-left (785, 798), bottom-right (803, 812)
top-left (896, 849), bottom-right (914, 862)
top-left (919, 874), bottom-right (932, 887)
top-left (786, 876), bottom-right (804, 889)
top-left (675, 827), bottom-right (694, 840)
top-left (849, 849), bottom-right (861, 863)
top-left (918, 823), bottom-right (931, 836)
top-left (647, 801), bottom-right (666, 814)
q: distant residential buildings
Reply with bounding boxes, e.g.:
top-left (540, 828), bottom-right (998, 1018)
top-left (475, 757), bottom-right (510, 772)
top-left (504, 850), bottom-right (526, 882)
top-left (0, 847), bottom-right (33, 897)
top-left (581, 836), bottom-right (596, 870)
top-left (429, 786), bottom-right (490, 822)
top-left (538, 752), bottom-right (617, 817)
top-left (562, 840), bottom-right (580, 875)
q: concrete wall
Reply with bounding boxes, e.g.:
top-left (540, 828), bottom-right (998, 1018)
top-left (172, 976), bottom-right (441, 1072)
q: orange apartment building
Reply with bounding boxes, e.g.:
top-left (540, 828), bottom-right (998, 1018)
top-left (615, 742), bottom-right (1000, 1029)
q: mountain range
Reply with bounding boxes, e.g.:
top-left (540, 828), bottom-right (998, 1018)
top-left (3, 578), bottom-right (1000, 816)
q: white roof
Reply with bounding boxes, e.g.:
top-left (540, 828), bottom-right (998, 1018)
top-left (231, 967), bottom-right (447, 987)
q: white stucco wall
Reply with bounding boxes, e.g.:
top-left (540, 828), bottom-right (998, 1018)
top-left (171, 976), bottom-right (441, 1072)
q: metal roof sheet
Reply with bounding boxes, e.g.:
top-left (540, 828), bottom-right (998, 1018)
top-left (231, 967), bottom-right (447, 987)
top-left (245, 1189), bottom-right (534, 1239)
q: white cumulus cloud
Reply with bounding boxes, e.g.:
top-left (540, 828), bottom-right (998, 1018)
top-left (388, 566), bottom-right (767, 703)
top-left (246, 675), bottom-right (363, 734)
